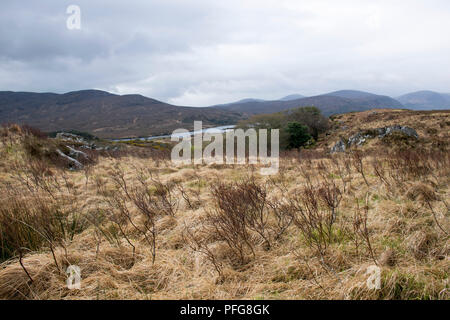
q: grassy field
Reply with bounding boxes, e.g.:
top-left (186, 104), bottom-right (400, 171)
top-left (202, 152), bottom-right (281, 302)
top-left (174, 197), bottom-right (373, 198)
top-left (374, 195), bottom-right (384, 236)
top-left (0, 110), bottom-right (448, 300)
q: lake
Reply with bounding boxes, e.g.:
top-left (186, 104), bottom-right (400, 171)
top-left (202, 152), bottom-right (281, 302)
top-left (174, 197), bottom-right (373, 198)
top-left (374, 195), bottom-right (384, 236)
top-left (113, 125), bottom-right (236, 142)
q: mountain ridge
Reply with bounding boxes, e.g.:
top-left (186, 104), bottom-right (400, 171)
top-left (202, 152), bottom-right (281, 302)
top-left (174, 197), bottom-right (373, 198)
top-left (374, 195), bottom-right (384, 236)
top-left (279, 94), bottom-right (305, 101)
top-left (397, 90), bottom-right (450, 110)
top-left (1, 89), bottom-right (449, 139)
top-left (213, 90), bottom-right (404, 116)
top-left (0, 90), bottom-right (242, 139)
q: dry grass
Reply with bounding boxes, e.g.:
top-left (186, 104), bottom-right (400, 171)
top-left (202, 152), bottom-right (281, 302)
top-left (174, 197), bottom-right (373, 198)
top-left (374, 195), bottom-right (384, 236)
top-left (0, 114), bottom-right (448, 300)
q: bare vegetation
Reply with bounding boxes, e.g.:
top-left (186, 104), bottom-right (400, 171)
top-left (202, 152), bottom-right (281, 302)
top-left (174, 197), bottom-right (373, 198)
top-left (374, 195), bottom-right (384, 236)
top-left (0, 111), bottom-right (448, 300)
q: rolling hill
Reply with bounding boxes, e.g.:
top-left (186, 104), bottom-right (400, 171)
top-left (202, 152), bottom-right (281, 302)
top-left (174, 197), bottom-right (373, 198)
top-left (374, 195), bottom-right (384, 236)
top-left (213, 98), bottom-right (267, 107)
top-left (279, 94), bottom-right (305, 101)
top-left (397, 91), bottom-right (450, 110)
top-left (0, 90), bottom-right (242, 139)
top-left (2, 88), bottom-right (448, 139)
top-left (323, 90), bottom-right (381, 99)
top-left (213, 90), bottom-right (404, 116)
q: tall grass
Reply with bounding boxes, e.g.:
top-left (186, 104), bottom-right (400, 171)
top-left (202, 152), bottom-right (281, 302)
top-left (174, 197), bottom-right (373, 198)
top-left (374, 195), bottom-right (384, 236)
top-left (0, 120), bottom-right (448, 300)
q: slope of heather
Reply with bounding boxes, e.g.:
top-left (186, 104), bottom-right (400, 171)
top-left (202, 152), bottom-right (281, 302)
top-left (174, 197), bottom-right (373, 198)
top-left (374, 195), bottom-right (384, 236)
top-left (322, 108), bottom-right (450, 151)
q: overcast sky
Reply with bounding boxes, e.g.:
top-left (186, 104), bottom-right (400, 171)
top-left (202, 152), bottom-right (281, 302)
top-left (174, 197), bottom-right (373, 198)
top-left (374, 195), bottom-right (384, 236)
top-left (0, 0), bottom-right (449, 106)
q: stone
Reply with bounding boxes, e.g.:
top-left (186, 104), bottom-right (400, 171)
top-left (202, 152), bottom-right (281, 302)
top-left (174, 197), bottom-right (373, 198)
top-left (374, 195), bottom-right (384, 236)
top-left (56, 149), bottom-right (83, 170)
top-left (330, 125), bottom-right (419, 153)
top-left (56, 132), bottom-right (85, 143)
top-left (331, 139), bottom-right (346, 153)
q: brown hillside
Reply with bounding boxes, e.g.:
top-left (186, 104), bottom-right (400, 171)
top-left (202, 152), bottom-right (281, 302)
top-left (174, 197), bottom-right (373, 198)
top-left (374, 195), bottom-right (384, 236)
top-left (322, 109), bottom-right (450, 150)
top-left (0, 90), bottom-right (242, 139)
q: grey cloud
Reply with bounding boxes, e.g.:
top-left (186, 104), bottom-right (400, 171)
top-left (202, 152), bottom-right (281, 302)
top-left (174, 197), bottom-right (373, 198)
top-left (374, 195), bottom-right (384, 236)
top-left (0, 0), bottom-right (449, 105)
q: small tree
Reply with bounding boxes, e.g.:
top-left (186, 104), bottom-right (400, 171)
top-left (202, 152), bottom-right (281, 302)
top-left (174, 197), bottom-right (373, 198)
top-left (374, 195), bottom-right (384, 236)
top-left (236, 106), bottom-right (329, 150)
top-left (286, 122), bottom-right (311, 149)
top-left (288, 106), bottom-right (329, 140)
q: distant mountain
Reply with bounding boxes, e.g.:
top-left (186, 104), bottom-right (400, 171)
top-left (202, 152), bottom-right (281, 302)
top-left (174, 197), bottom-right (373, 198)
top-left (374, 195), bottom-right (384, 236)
top-left (324, 90), bottom-right (381, 99)
top-left (0, 90), bottom-right (242, 139)
top-left (324, 90), bottom-right (404, 109)
top-left (235, 98), bottom-right (266, 104)
top-left (279, 94), bottom-right (305, 101)
top-left (213, 98), bottom-right (266, 107)
top-left (213, 90), bottom-right (404, 116)
top-left (397, 91), bottom-right (450, 110)
top-left (3, 88), bottom-right (445, 139)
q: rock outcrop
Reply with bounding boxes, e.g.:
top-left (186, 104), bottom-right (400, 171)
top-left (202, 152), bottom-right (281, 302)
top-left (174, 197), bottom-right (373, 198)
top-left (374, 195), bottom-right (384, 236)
top-left (66, 145), bottom-right (89, 161)
top-left (331, 140), bottom-right (347, 153)
top-left (54, 132), bottom-right (93, 170)
top-left (56, 132), bottom-right (86, 143)
top-left (56, 149), bottom-right (84, 170)
top-left (331, 125), bottom-right (419, 153)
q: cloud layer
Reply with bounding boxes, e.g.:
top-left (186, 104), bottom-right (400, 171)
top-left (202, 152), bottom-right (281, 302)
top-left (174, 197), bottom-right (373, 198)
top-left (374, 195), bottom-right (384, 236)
top-left (1, 0), bottom-right (449, 106)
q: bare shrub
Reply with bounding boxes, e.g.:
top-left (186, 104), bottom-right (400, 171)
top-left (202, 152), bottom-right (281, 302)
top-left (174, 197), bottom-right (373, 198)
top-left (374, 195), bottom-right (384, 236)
top-left (183, 223), bottom-right (223, 278)
top-left (178, 184), bottom-right (201, 210)
top-left (234, 178), bottom-right (271, 248)
top-left (22, 136), bottom-right (47, 159)
top-left (10, 158), bottom-right (63, 199)
top-left (0, 186), bottom-right (87, 280)
top-left (331, 155), bottom-right (352, 193)
top-left (352, 193), bottom-right (377, 265)
top-left (423, 199), bottom-right (449, 236)
top-left (100, 189), bottom-right (138, 260)
top-left (207, 176), bottom-right (293, 261)
top-left (207, 182), bottom-right (255, 264)
top-left (141, 172), bottom-right (179, 217)
top-left (371, 157), bottom-right (390, 188)
top-left (267, 198), bottom-right (294, 242)
top-left (317, 180), bottom-right (342, 226)
top-left (289, 184), bottom-right (337, 259)
top-left (351, 150), bottom-right (369, 186)
top-left (385, 149), bottom-right (444, 185)
top-left (101, 166), bottom-right (179, 264)
top-left (20, 124), bottom-right (48, 139)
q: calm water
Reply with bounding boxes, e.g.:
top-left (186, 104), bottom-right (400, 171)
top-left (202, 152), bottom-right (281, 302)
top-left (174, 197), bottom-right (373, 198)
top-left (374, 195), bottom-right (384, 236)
top-left (113, 125), bottom-right (236, 142)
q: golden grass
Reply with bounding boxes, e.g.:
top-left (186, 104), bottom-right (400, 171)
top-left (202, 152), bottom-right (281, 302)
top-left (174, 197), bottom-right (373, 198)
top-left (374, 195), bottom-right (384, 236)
top-left (0, 114), bottom-right (448, 300)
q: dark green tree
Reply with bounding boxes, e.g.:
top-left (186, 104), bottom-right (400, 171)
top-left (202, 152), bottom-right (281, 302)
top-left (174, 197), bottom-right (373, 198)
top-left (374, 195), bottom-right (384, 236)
top-left (236, 106), bottom-right (329, 149)
top-left (287, 106), bottom-right (329, 140)
top-left (286, 122), bottom-right (311, 149)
